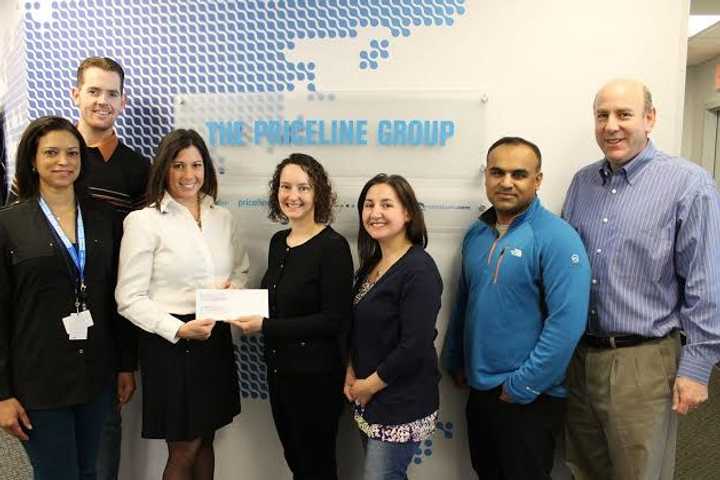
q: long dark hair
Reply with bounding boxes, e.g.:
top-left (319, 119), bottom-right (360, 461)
top-left (14, 116), bottom-right (88, 200)
top-left (356, 173), bottom-right (428, 276)
top-left (267, 153), bottom-right (335, 224)
top-left (146, 129), bottom-right (218, 208)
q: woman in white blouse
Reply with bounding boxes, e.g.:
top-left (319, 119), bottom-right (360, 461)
top-left (115, 129), bottom-right (249, 479)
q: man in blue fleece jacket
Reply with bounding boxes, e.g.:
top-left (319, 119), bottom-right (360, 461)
top-left (442, 136), bottom-right (591, 480)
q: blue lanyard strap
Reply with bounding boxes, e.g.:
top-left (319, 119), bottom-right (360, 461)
top-left (38, 197), bottom-right (86, 285)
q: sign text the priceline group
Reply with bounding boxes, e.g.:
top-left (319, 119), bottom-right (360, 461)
top-left (206, 119), bottom-right (456, 147)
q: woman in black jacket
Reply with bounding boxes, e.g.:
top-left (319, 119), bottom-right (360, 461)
top-left (232, 153), bottom-right (353, 480)
top-left (346, 174), bottom-right (443, 480)
top-left (0, 116), bottom-right (135, 479)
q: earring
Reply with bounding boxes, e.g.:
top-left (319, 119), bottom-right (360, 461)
top-left (32, 166), bottom-right (37, 172)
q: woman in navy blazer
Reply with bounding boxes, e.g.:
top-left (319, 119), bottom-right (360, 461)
top-left (0, 117), bottom-right (135, 479)
top-left (346, 174), bottom-right (443, 480)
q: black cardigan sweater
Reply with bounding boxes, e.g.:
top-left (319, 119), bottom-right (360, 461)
top-left (351, 245), bottom-right (443, 425)
top-left (261, 226), bottom-right (353, 375)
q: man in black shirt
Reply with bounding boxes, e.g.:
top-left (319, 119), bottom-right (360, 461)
top-left (71, 57), bottom-right (148, 480)
top-left (71, 57), bottom-right (150, 216)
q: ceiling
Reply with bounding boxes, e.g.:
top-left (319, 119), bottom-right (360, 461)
top-left (688, 0), bottom-right (720, 66)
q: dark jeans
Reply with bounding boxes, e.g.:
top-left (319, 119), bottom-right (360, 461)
top-left (96, 393), bottom-right (121, 480)
top-left (268, 370), bottom-right (344, 480)
top-left (466, 385), bottom-right (564, 480)
top-left (23, 382), bottom-right (114, 480)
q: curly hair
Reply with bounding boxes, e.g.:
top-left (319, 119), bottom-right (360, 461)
top-left (267, 153), bottom-right (336, 224)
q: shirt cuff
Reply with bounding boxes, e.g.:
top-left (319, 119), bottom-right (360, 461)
top-left (156, 316), bottom-right (185, 344)
top-left (504, 376), bottom-right (541, 405)
top-left (677, 355), bottom-right (714, 385)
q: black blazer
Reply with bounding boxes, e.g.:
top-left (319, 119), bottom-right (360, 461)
top-left (0, 196), bottom-right (137, 409)
top-left (261, 227), bottom-right (353, 375)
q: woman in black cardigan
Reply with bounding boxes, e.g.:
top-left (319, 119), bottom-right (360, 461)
top-left (232, 153), bottom-right (353, 480)
top-left (0, 117), bottom-right (135, 479)
top-left (346, 174), bottom-right (443, 480)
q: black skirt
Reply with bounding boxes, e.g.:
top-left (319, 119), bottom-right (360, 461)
top-left (139, 314), bottom-right (240, 440)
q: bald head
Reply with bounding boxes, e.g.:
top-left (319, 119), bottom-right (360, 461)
top-left (594, 79), bottom-right (653, 114)
top-left (593, 79), bottom-right (656, 169)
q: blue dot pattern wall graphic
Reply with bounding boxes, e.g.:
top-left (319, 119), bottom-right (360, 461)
top-left (22, 0), bottom-right (465, 162)
top-left (21, 0), bottom-right (465, 408)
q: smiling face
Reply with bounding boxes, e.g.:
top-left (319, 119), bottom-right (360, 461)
top-left (485, 143), bottom-right (542, 224)
top-left (72, 66), bottom-right (126, 135)
top-left (361, 182), bottom-right (410, 244)
top-left (594, 80), bottom-right (656, 169)
top-left (34, 129), bottom-right (82, 193)
top-left (166, 145), bottom-right (205, 205)
top-left (278, 163), bottom-right (316, 224)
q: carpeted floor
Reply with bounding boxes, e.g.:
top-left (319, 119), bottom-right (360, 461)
top-left (675, 366), bottom-right (720, 480)
top-left (0, 429), bottom-right (31, 480)
top-left (1, 368), bottom-right (719, 479)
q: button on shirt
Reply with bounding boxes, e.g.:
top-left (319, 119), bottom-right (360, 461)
top-left (562, 141), bottom-right (720, 383)
top-left (115, 193), bottom-right (250, 343)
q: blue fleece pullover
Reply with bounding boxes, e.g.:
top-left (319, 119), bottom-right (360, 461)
top-left (442, 198), bottom-right (591, 404)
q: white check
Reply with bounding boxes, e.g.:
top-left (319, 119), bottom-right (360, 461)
top-left (195, 289), bottom-right (269, 321)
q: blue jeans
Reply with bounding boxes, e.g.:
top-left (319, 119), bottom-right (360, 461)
top-left (361, 434), bottom-right (420, 480)
top-left (23, 383), bottom-right (114, 480)
top-left (96, 393), bottom-right (121, 480)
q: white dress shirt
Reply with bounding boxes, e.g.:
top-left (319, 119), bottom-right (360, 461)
top-left (116, 192), bottom-right (250, 343)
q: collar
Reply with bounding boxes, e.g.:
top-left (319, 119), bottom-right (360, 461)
top-left (479, 197), bottom-right (541, 229)
top-left (598, 140), bottom-right (656, 186)
top-left (158, 192), bottom-right (215, 214)
top-left (86, 130), bottom-right (119, 162)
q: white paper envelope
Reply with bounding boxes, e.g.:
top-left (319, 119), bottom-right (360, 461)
top-left (195, 289), bottom-right (269, 321)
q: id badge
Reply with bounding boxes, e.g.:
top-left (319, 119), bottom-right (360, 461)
top-left (77, 309), bottom-right (94, 327)
top-left (62, 313), bottom-right (89, 340)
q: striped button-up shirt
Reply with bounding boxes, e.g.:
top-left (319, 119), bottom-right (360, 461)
top-left (562, 141), bottom-right (720, 384)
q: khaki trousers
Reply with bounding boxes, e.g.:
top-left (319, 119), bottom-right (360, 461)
top-left (565, 333), bottom-right (680, 480)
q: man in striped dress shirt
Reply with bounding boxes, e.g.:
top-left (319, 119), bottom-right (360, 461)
top-left (562, 79), bottom-right (720, 480)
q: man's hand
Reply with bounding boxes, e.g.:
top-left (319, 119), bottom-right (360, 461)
top-left (0, 398), bottom-right (31, 441)
top-left (117, 372), bottom-right (136, 408)
top-left (672, 376), bottom-right (709, 415)
top-left (499, 384), bottom-right (513, 403)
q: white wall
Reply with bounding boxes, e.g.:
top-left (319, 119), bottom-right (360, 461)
top-left (0, 1), bottom-right (20, 99)
top-left (1, 0), bottom-right (693, 478)
top-left (0, 0), bottom-right (27, 195)
top-left (682, 54), bottom-right (720, 170)
top-left (118, 1), bottom-right (691, 478)
top-left (304, 0), bottom-right (690, 213)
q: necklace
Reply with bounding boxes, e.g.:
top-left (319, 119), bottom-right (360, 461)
top-left (372, 244), bottom-right (412, 281)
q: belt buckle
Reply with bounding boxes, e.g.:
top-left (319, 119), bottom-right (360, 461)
top-left (608, 336), bottom-right (617, 349)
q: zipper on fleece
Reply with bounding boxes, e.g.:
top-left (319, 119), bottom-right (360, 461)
top-left (493, 248), bottom-right (506, 284)
top-left (487, 237), bottom-right (500, 265)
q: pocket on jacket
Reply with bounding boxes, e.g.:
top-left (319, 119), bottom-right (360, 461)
top-left (10, 245), bottom-right (55, 265)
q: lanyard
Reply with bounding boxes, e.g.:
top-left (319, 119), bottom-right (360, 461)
top-left (38, 197), bottom-right (87, 300)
